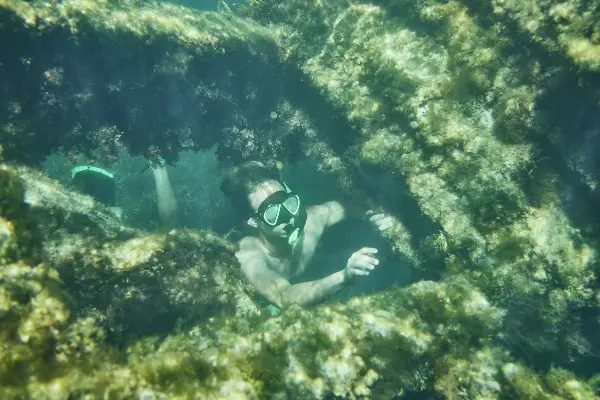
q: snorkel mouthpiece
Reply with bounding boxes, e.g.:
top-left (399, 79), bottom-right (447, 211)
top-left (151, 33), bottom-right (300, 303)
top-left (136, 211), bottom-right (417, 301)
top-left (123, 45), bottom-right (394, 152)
top-left (285, 203), bottom-right (307, 245)
top-left (283, 223), bottom-right (301, 245)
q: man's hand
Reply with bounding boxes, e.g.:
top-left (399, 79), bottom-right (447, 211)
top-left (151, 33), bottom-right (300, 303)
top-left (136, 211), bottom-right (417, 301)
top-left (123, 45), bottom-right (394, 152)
top-left (366, 210), bottom-right (394, 232)
top-left (343, 247), bottom-right (379, 283)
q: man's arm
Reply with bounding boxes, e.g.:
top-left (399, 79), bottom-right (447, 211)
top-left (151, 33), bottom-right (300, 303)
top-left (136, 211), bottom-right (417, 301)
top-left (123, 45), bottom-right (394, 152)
top-left (318, 200), bottom-right (367, 228)
top-left (318, 200), bottom-right (347, 228)
top-left (319, 201), bottom-right (394, 232)
top-left (238, 250), bottom-right (347, 309)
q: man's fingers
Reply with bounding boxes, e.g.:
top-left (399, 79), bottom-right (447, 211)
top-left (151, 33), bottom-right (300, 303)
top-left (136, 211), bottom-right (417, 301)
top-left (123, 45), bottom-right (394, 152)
top-left (377, 219), bottom-right (394, 231)
top-left (369, 213), bottom-right (386, 223)
top-left (357, 247), bottom-right (378, 255)
top-left (349, 248), bottom-right (379, 274)
top-left (377, 216), bottom-right (393, 224)
top-left (352, 269), bottom-right (370, 276)
top-left (355, 254), bottom-right (378, 266)
top-left (353, 261), bottom-right (375, 271)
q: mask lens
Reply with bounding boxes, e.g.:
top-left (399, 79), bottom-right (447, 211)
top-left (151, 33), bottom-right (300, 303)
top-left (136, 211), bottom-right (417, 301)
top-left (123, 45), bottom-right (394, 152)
top-left (283, 195), bottom-right (300, 214)
top-left (262, 204), bottom-right (280, 225)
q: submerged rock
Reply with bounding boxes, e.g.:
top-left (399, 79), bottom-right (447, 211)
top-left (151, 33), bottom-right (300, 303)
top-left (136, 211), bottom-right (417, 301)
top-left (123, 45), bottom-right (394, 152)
top-left (1, 161), bottom-right (598, 399)
top-left (245, 0), bottom-right (600, 372)
top-left (0, 0), bottom-right (291, 166)
top-left (13, 165), bottom-right (260, 342)
top-left (1, 0), bottom-right (600, 398)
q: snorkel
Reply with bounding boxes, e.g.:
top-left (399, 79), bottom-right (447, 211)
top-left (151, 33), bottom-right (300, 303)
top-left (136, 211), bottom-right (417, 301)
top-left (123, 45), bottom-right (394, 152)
top-left (255, 182), bottom-right (307, 246)
top-left (283, 210), bottom-right (307, 245)
top-left (279, 182), bottom-right (307, 245)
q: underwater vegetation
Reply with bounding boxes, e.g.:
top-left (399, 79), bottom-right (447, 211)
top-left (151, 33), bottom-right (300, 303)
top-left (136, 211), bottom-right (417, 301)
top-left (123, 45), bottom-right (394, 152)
top-left (2, 160), bottom-right (598, 398)
top-left (245, 0), bottom-right (600, 371)
top-left (1, 0), bottom-right (600, 398)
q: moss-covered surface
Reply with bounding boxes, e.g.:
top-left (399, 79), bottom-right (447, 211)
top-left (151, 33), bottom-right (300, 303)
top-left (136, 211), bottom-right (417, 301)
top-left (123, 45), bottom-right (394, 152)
top-left (0, 165), bottom-right (39, 265)
top-left (2, 163), bottom-right (598, 398)
top-left (491, 0), bottom-right (600, 72)
top-left (13, 165), bottom-right (260, 343)
top-left (245, 0), bottom-right (600, 371)
top-left (1, 0), bottom-right (600, 397)
top-left (0, 0), bottom-right (303, 166)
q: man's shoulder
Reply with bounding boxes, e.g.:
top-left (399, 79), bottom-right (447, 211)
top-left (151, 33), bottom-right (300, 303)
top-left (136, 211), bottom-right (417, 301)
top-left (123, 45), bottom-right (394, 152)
top-left (307, 203), bottom-right (326, 220)
top-left (307, 202), bottom-right (338, 230)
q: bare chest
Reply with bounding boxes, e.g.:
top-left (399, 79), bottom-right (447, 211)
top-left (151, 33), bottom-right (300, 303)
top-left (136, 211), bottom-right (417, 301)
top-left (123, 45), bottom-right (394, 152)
top-left (264, 210), bottom-right (325, 279)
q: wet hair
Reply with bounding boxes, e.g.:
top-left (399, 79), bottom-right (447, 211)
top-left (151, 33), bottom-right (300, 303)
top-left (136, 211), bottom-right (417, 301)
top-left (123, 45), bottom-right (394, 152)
top-left (220, 161), bottom-right (281, 216)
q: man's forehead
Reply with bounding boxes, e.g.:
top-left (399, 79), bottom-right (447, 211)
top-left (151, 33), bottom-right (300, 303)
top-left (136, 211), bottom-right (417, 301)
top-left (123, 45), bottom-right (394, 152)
top-left (248, 180), bottom-right (284, 209)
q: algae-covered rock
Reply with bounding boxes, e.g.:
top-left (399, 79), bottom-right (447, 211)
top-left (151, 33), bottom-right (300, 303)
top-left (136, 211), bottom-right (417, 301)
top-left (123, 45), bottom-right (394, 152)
top-left (491, 0), bottom-right (600, 72)
top-left (0, 161), bottom-right (598, 397)
top-left (13, 165), bottom-right (260, 342)
top-left (1, 0), bottom-right (600, 398)
top-left (245, 0), bottom-right (600, 368)
top-left (0, 165), bottom-right (106, 397)
top-left (0, 163), bottom-right (260, 397)
top-left (0, 164), bottom-right (39, 265)
top-left (0, 0), bottom-right (291, 165)
top-left (122, 278), bottom-right (506, 399)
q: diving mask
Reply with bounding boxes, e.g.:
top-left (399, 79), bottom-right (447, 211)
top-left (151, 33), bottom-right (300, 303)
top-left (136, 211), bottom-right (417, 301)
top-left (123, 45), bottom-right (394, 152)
top-left (254, 182), bottom-right (307, 245)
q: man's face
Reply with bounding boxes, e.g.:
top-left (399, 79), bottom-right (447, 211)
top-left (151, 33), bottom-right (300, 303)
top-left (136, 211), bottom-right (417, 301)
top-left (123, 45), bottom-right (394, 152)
top-left (247, 180), bottom-right (294, 239)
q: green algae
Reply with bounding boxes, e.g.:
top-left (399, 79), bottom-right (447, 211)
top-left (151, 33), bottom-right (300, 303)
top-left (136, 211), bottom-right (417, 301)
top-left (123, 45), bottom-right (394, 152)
top-left (1, 160), bottom-right (598, 396)
top-left (0, 0), bottom-right (599, 398)
top-left (0, 165), bottom-right (39, 265)
top-left (245, 0), bottom-right (600, 371)
top-left (0, 167), bottom-right (595, 397)
top-left (492, 0), bottom-right (600, 72)
top-left (0, 0), bottom-right (286, 165)
top-left (14, 165), bottom-right (260, 343)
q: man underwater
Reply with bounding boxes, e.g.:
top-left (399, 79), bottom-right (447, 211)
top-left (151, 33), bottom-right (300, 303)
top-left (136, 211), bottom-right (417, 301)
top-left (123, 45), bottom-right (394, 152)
top-left (221, 161), bottom-right (394, 309)
top-left (71, 158), bottom-right (179, 228)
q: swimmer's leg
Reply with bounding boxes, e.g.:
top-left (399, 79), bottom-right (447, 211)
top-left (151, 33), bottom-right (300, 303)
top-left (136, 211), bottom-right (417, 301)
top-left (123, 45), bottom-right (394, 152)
top-left (151, 165), bottom-right (179, 228)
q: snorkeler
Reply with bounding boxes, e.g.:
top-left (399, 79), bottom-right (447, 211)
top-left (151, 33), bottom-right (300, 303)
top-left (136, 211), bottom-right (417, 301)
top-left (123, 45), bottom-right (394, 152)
top-left (71, 158), bottom-right (179, 228)
top-left (220, 161), bottom-right (394, 309)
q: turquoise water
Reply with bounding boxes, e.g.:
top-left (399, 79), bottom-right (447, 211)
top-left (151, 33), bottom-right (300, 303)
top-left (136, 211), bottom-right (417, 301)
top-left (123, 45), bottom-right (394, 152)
top-left (1, 0), bottom-right (599, 397)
